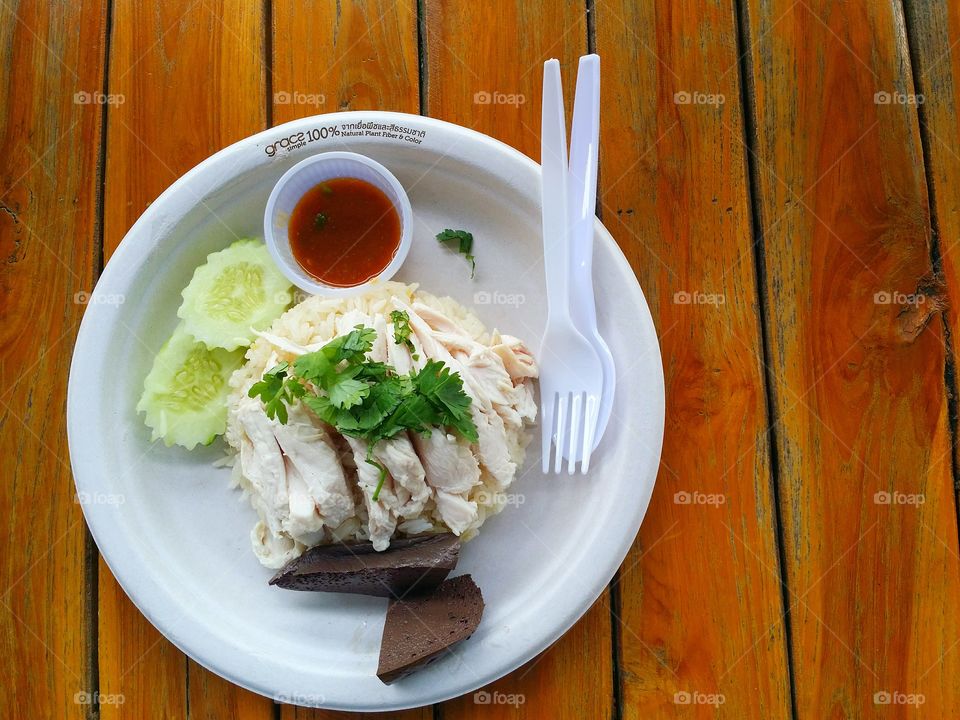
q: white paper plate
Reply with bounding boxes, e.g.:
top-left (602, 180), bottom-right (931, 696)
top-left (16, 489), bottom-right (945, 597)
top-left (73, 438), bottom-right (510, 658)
top-left (67, 111), bottom-right (664, 711)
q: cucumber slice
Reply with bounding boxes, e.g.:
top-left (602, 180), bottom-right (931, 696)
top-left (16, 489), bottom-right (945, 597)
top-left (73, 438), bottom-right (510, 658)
top-left (178, 238), bottom-right (293, 351)
top-left (136, 323), bottom-right (245, 449)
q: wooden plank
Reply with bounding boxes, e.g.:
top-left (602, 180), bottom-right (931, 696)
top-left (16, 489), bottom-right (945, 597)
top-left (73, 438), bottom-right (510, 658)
top-left (419, 3), bottom-right (615, 719)
top-left (905, 2), bottom-right (960, 410)
top-left (593, 0), bottom-right (793, 717)
top-left (271, 1), bottom-right (426, 717)
top-left (100, 1), bottom-right (273, 717)
top-left (272, 0), bottom-right (419, 124)
top-left (0, 0), bottom-right (106, 716)
top-left (742, 0), bottom-right (960, 716)
top-left (422, 1), bottom-right (584, 160)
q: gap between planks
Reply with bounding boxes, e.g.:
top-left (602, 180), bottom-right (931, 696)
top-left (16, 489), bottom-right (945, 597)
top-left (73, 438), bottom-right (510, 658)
top-left (899, 0), bottom-right (960, 558)
top-left (731, 0), bottom-right (800, 718)
top-left (84, 0), bottom-right (116, 716)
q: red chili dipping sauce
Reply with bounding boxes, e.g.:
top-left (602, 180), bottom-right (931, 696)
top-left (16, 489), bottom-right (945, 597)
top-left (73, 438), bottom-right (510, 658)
top-left (289, 177), bottom-right (401, 287)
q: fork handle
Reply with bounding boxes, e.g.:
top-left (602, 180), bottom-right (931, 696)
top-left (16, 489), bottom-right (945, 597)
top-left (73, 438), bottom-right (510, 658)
top-left (541, 59), bottom-right (572, 324)
top-left (568, 55), bottom-right (600, 331)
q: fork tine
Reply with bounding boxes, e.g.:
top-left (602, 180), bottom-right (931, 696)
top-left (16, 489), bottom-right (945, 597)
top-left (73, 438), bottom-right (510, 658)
top-left (580, 394), bottom-right (599, 474)
top-left (567, 392), bottom-right (583, 474)
top-left (541, 391), bottom-right (556, 473)
top-left (553, 393), bottom-right (569, 473)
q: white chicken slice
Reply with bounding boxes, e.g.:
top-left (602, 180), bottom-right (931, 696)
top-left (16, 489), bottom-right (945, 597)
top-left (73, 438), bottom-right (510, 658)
top-left (373, 435), bottom-right (430, 517)
top-left (343, 436), bottom-right (399, 551)
top-left (369, 312), bottom-right (390, 362)
top-left (281, 460), bottom-right (325, 544)
top-left (251, 521), bottom-right (303, 569)
top-left (433, 490), bottom-right (479, 536)
top-left (273, 404), bottom-right (356, 532)
top-left (490, 331), bottom-right (539, 380)
top-left (412, 430), bottom-right (481, 493)
top-left (251, 330), bottom-right (322, 357)
top-left (235, 396), bottom-right (289, 537)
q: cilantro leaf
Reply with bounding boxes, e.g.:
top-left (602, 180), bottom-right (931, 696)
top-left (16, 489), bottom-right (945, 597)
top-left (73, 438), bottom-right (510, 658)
top-left (328, 375), bottom-right (370, 409)
top-left (436, 229), bottom-right (477, 279)
top-left (415, 360), bottom-right (478, 441)
top-left (293, 350), bottom-right (332, 384)
top-left (389, 309), bottom-right (418, 359)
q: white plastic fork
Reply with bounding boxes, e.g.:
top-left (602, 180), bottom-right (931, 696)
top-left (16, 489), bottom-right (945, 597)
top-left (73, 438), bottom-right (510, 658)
top-left (567, 54), bottom-right (615, 458)
top-left (539, 59), bottom-right (604, 474)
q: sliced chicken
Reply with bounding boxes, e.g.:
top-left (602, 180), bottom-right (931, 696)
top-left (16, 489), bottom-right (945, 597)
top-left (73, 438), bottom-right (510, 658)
top-left (373, 435), bottom-right (430, 518)
top-left (235, 396), bottom-right (289, 537)
top-left (344, 436), bottom-right (400, 551)
top-left (229, 287), bottom-right (539, 566)
top-left (251, 521), bottom-right (303, 569)
top-left (395, 298), bottom-right (517, 488)
top-left (273, 404), bottom-right (356, 533)
top-left (339, 310), bottom-right (432, 517)
top-left (490, 331), bottom-right (539, 380)
top-left (412, 430), bottom-right (481, 494)
top-left (411, 300), bottom-right (534, 432)
top-left (434, 490), bottom-right (479, 535)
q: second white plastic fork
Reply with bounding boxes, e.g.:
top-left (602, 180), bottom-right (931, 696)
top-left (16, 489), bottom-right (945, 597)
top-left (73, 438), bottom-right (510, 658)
top-left (539, 59), bottom-right (604, 474)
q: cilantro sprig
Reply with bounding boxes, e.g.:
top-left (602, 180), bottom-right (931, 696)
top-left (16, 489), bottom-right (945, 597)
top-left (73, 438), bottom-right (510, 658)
top-left (248, 325), bottom-right (477, 500)
top-left (436, 228), bottom-right (476, 278)
top-left (389, 309), bottom-right (419, 361)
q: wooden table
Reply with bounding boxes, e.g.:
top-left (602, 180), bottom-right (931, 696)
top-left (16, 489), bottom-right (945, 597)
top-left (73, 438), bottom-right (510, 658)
top-left (3, 0), bottom-right (960, 717)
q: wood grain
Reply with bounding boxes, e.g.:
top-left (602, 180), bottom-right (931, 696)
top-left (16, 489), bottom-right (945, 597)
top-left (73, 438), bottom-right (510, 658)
top-left (272, 0), bottom-right (419, 124)
top-left (100, 1), bottom-right (272, 717)
top-left (0, 0), bottom-right (106, 716)
top-left (420, 3), bottom-right (615, 720)
top-left (593, 0), bottom-right (793, 717)
top-left (742, 0), bottom-right (960, 716)
top-left (271, 1), bottom-right (426, 717)
top-left (905, 3), bottom-right (960, 416)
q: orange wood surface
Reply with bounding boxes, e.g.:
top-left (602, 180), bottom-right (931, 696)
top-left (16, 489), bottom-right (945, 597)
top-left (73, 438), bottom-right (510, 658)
top-left (594, 0), bottom-right (794, 717)
top-left (5, 0), bottom-right (960, 717)
top-left (742, 0), bottom-right (960, 716)
top-left (0, 1), bottom-right (106, 717)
